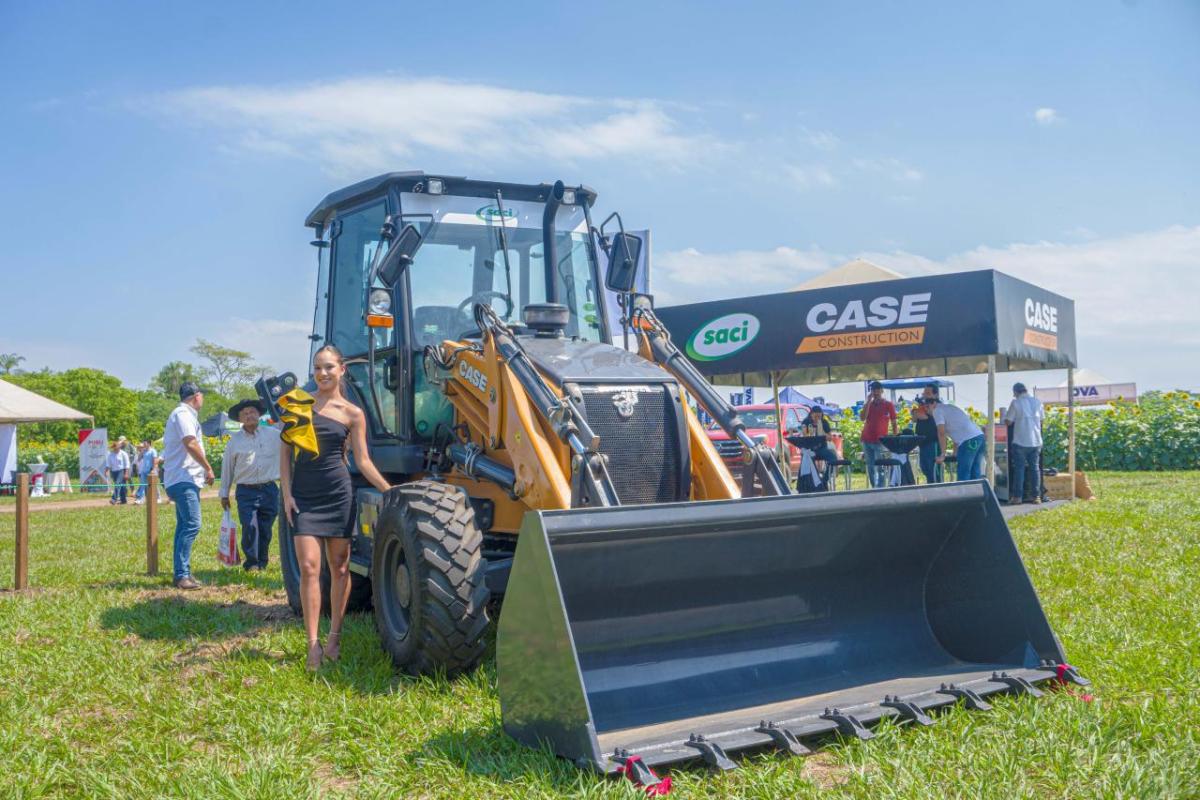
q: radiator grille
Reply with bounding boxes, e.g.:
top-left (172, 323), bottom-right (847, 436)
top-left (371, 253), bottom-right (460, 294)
top-left (578, 385), bottom-right (682, 505)
top-left (712, 438), bottom-right (743, 460)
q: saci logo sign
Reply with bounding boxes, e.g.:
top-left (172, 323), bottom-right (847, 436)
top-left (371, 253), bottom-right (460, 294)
top-left (476, 205), bottom-right (517, 222)
top-left (686, 313), bottom-right (760, 361)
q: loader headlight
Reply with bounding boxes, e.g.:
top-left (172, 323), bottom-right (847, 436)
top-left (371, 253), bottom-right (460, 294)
top-left (368, 289), bottom-right (392, 316)
top-left (561, 189), bottom-right (576, 205)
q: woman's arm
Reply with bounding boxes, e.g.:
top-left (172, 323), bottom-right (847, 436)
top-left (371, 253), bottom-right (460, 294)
top-left (279, 439), bottom-right (298, 524)
top-left (347, 406), bottom-right (391, 493)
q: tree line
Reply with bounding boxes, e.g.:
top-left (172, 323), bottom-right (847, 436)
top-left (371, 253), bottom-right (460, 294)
top-left (1, 340), bottom-right (271, 444)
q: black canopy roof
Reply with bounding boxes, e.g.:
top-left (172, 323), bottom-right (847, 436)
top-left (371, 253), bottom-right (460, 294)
top-left (655, 269), bottom-right (1076, 386)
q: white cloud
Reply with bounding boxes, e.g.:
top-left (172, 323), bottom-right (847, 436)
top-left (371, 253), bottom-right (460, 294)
top-left (852, 157), bottom-right (924, 182)
top-left (783, 163), bottom-right (837, 189)
top-left (655, 225), bottom-right (1200, 391)
top-left (1034, 107), bottom-right (1060, 126)
top-left (157, 76), bottom-right (716, 174)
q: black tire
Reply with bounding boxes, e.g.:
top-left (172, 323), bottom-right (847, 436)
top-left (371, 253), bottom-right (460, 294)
top-left (278, 510), bottom-right (372, 616)
top-left (371, 480), bottom-right (490, 677)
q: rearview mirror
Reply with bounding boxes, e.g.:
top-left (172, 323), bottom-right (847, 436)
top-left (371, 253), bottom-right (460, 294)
top-left (377, 224), bottom-right (424, 287)
top-left (604, 232), bottom-right (642, 293)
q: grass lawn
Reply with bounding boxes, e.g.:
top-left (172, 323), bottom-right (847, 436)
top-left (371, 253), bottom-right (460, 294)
top-left (1, 472), bottom-right (1198, 798)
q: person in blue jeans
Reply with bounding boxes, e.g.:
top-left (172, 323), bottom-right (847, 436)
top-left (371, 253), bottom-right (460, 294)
top-left (105, 441), bottom-right (130, 504)
top-left (134, 439), bottom-right (160, 504)
top-left (859, 381), bottom-right (898, 488)
top-left (162, 382), bottom-right (216, 590)
top-left (923, 386), bottom-right (985, 481)
top-left (219, 399), bottom-right (281, 571)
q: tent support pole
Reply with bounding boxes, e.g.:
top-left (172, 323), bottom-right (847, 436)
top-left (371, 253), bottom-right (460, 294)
top-left (986, 355), bottom-right (996, 487)
top-left (1067, 367), bottom-right (1076, 482)
top-left (771, 371), bottom-right (787, 481)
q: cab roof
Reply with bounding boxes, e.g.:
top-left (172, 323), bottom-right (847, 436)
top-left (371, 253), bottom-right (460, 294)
top-left (305, 171), bottom-right (598, 228)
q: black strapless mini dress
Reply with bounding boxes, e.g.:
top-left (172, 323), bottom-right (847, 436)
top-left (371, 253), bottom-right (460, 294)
top-left (290, 412), bottom-right (354, 538)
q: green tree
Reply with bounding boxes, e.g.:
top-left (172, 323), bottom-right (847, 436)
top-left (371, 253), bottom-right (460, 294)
top-left (190, 339), bottom-right (266, 396)
top-left (134, 390), bottom-right (177, 441)
top-left (8, 368), bottom-right (138, 442)
top-left (151, 361), bottom-right (203, 398)
top-left (0, 353), bottom-right (25, 375)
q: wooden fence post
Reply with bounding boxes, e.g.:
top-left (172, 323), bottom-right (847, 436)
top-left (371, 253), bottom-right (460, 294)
top-left (146, 473), bottom-right (159, 576)
top-left (15, 473), bottom-right (29, 590)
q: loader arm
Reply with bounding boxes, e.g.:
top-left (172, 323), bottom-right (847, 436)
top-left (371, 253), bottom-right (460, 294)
top-left (633, 307), bottom-right (792, 496)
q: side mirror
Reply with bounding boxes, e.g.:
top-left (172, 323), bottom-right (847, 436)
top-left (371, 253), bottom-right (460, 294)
top-left (377, 224), bottom-right (424, 287)
top-left (604, 231), bottom-right (642, 293)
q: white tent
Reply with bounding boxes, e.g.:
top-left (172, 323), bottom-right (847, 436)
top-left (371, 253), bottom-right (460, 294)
top-left (1034, 369), bottom-right (1137, 406)
top-left (790, 259), bottom-right (904, 291)
top-left (0, 379), bottom-right (91, 484)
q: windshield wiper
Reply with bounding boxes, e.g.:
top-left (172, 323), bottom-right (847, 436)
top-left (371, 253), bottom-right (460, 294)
top-left (492, 190), bottom-right (515, 320)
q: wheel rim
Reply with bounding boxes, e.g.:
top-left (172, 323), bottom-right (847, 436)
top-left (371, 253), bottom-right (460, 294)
top-left (380, 536), bottom-right (412, 641)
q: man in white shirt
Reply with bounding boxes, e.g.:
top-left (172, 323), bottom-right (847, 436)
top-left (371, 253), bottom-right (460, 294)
top-left (1003, 382), bottom-right (1044, 505)
top-left (219, 399), bottom-right (281, 572)
top-left (105, 442), bottom-right (131, 505)
top-left (163, 382), bottom-right (216, 590)
top-left (923, 384), bottom-right (986, 482)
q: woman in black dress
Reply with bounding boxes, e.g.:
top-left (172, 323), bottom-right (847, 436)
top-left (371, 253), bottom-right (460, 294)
top-left (280, 345), bottom-right (392, 670)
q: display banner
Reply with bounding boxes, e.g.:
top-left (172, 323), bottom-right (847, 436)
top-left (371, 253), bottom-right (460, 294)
top-left (655, 270), bottom-right (1076, 381)
top-left (78, 427), bottom-right (108, 490)
top-left (1035, 382), bottom-right (1137, 406)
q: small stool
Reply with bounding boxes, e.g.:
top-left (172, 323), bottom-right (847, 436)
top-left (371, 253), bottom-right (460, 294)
top-left (941, 454), bottom-right (958, 482)
top-left (827, 459), bottom-right (853, 491)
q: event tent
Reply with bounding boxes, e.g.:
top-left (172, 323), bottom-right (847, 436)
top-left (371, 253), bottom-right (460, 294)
top-left (656, 268), bottom-right (1080, 484)
top-left (1035, 368), bottom-right (1136, 407)
top-left (0, 379), bottom-right (91, 484)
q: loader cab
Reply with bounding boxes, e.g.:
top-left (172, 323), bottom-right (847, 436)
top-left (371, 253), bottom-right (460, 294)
top-left (306, 173), bottom-right (610, 472)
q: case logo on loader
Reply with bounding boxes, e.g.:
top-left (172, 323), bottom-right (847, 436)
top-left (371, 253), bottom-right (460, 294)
top-left (686, 313), bottom-right (760, 361)
top-left (458, 361), bottom-right (489, 392)
top-left (612, 389), bottom-right (639, 419)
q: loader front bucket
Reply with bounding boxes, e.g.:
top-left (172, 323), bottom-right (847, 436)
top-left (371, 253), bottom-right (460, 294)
top-left (497, 481), bottom-right (1080, 772)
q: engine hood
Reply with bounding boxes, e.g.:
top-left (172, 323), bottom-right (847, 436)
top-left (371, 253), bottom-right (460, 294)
top-left (517, 336), bottom-right (673, 385)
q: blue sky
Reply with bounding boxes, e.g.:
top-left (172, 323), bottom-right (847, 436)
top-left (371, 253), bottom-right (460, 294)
top-left (2, 0), bottom-right (1198, 407)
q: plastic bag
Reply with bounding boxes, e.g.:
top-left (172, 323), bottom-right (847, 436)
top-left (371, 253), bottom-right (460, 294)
top-left (218, 510), bottom-right (240, 566)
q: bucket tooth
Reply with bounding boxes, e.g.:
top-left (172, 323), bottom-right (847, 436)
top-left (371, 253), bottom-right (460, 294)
top-left (990, 671), bottom-right (1044, 698)
top-left (610, 749), bottom-right (666, 789)
top-left (1040, 659), bottom-right (1091, 687)
top-left (820, 708), bottom-right (874, 741)
top-left (881, 695), bottom-right (935, 726)
top-left (937, 683), bottom-right (992, 711)
top-left (685, 734), bottom-right (736, 771)
top-left (755, 720), bottom-right (812, 756)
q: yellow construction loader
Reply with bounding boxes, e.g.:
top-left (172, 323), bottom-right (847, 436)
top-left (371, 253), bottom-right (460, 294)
top-left (258, 172), bottom-right (1085, 777)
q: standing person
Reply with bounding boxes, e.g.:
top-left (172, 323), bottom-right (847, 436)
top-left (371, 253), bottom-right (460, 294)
top-left (219, 399), bottom-right (281, 572)
top-left (163, 382), bottom-right (216, 590)
top-left (912, 399), bottom-right (941, 484)
top-left (106, 441), bottom-right (130, 505)
top-left (280, 345), bottom-right (391, 671)
top-left (923, 384), bottom-right (986, 481)
top-left (134, 438), bottom-right (161, 505)
top-left (859, 380), bottom-right (897, 488)
top-left (1004, 382), bottom-right (1044, 505)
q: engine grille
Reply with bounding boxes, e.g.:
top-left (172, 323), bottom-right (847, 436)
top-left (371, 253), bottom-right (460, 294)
top-left (578, 384), bottom-right (682, 505)
top-left (712, 438), bottom-right (743, 460)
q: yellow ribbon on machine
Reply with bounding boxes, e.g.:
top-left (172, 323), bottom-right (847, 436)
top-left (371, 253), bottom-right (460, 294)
top-left (276, 389), bottom-right (319, 457)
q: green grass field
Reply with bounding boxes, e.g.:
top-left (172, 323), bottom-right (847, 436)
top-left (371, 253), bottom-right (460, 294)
top-left (2, 472), bottom-right (1198, 798)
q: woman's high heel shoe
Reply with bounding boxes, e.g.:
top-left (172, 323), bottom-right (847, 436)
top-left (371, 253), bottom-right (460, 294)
top-left (323, 631), bottom-right (341, 663)
top-left (305, 641), bottom-right (324, 671)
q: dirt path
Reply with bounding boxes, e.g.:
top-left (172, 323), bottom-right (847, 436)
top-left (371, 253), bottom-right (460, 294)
top-left (0, 488), bottom-right (222, 513)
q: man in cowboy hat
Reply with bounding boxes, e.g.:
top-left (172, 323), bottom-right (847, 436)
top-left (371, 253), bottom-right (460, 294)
top-left (218, 398), bottom-right (281, 571)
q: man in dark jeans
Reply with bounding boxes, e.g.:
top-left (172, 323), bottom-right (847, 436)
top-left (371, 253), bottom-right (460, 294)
top-left (1003, 382), bottom-right (1044, 504)
top-left (219, 399), bottom-right (281, 571)
top-left (912, 399), bottom-right (941, 483)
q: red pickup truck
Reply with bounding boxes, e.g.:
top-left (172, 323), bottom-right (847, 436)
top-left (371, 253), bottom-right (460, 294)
top-left (706, 403), bottom-right (810, 473)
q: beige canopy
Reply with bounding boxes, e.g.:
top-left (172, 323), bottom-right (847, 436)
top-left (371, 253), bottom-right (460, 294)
top-left (0, 379), bottom-right (92, 424)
